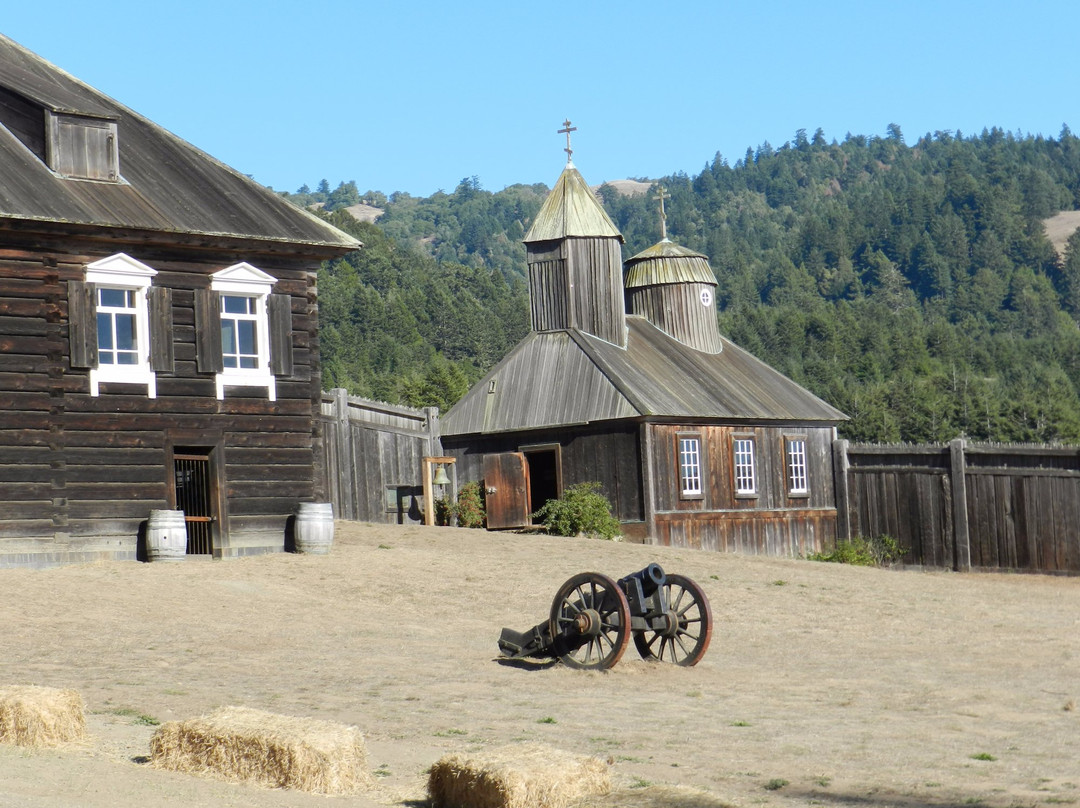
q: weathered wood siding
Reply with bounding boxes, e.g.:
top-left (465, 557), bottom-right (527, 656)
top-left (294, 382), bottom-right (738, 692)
top-left (316, 390), bottom-right (441, 524)
top-left (838, 440), bottom-right (1080, 573)
top-left (625, 282), bottom-right (721, 354)
top-left (646, 423), bottom-right (837, 555)
top-left (0, 236), bottom-right (323, 567)
top-left (527, 237), bottom-right (626, 347)
top-left (443, 423), bottom-right (644, 524)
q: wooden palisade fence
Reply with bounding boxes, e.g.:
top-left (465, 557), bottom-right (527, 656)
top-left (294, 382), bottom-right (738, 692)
top-left (317, 390), bottom-right (442, 524)
top-left (835, 438), bottom-right (1080, 574)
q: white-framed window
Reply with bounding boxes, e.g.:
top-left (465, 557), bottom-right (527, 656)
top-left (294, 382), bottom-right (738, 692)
top-left (210, 263), bottom-right (277, 401)
top-left (678, 435), bottom-right (703, 498)
top-left (85, 253), bottom-right (157, 398)
top-left (733, 437), bottom-right (757, 495)
top-left (786, 437), bottom-right (809, 495)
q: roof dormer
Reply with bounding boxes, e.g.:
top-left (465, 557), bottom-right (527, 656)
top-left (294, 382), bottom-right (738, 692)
top-left (47, 112), bottom-right (119, 181)
top-left (0, 84), bottom-right (119, 181)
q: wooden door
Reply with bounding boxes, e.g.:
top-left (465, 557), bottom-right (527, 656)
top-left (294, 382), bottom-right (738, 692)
top-left (483, 452), bottom-right (531, 529)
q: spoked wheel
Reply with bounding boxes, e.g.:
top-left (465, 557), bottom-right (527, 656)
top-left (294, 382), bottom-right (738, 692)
top-left (548, 572), bottom-right (631, 670)
top-left (634, 573), bottom-right (713, 666)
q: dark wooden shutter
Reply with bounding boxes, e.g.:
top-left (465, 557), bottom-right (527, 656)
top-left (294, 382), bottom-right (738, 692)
top-left (482, 452), bottom-right (531, 529)
top-left (68, 280), bottom-right (97, 369)
top-left (267, 293), bottom-right (294, 377)
top-left (148, 286), bottom-right (174, 373)
top-left (193, 288), bottom-right (223, 373)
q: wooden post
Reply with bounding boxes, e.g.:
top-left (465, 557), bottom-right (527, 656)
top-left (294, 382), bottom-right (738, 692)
top-left (950, 438), bottom-right (971, 571)
top-left (422, 456), bottom-right (456, 527)
top-left (832, 439), bottom-right (851, 545)
top-left (331, 388), bottom-right (353, 520)
top-left (640, 422), bottom-right (656, 545)
top-left (424, 406), bottom-right (441, 458)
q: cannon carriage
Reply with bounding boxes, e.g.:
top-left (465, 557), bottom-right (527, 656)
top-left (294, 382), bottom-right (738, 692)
top-left (498, 563), bottom-right (712, 670)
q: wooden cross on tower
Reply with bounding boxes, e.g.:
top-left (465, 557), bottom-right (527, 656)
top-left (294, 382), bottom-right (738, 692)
top-left (558, 119), bottom-right (577, 162)
top-left (654, 185), bottom-right (670, 240)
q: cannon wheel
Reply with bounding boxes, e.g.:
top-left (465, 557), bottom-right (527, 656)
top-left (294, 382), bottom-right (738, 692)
top-left (633, 573), bottom-right (713, 666)
top-left (549, 572), bottom-right (631, 670)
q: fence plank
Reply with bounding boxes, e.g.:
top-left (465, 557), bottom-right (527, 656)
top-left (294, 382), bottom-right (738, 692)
top-left (316, 389), bottom-right (441, 525)
top-left (841, 440), bottom-right (1080, 575)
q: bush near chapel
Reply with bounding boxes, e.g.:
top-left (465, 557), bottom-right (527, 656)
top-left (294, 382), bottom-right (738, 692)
top-left (532, 482), bottom-right (621, 540)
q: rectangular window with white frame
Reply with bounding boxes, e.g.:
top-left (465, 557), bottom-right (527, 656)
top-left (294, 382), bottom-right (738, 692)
top-left (221, 294), bottom-right (261, 370)
top-left (208, 263), bottom-right (277, 401)
top-left (81, 253), bottom-right (160, 398)
top-left (733, 437), bottom-right (757, 496)
top-left (678, 435), bottom-right (703, 498)
top-left (786, 437), bottom-right (809, 496)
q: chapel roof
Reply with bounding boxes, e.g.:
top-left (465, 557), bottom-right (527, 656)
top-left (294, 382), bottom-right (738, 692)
top-left (523, 161), bottom-right (624, 244)
top-left (442, 316), bottom-right (846, 436)
top-left (624, 238), bottom-right (716, 288)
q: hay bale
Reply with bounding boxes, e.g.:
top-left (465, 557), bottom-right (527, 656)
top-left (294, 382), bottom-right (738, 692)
top-left (428, 742), bottom-right (612, 808)
top-left (0, 685), bottom-right (86, 748)
top-left (149, 706), bottom-right (374, 795)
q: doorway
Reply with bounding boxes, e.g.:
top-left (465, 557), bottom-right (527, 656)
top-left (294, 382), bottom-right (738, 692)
top-left (522, 444), bottom-right (561, 521)
top-left (172, 447), bottom-right (216, 555)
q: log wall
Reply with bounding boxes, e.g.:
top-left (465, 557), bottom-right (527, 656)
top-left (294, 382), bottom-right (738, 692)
top-left (0, 233), bottom-right (324, 568)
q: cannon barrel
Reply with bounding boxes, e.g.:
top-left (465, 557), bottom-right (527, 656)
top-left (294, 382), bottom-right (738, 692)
top-left (619, 563), bottom-right (666, 598)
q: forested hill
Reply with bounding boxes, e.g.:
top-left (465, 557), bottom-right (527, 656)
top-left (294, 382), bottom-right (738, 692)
top-left (293, 125), bottom-right (1080, 444)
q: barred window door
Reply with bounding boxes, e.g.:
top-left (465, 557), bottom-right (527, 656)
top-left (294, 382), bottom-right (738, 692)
top-left (173, 451), bottom-right (214, 555)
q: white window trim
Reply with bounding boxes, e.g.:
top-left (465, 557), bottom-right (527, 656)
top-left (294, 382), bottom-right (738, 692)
top-left (786, 437), bottom-right (809, 496)
top-left (678, 435), bottom-right (703, 498)
top-left (733, 437), bottom-right (757, 496)
top-left (210, 263), bottom-right (277, 402)
top-left (86, 253), bottom-right (156, 398)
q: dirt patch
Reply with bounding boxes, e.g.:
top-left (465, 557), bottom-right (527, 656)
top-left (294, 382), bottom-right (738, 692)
top-left (0, 522), bottom-right (1078, 807)
top-left (1044, 209), bottom-right (1080, 258)
top-left (595, 179), bottom-right (654, 197)
top-left (344, 203), bottom-right (384, 223)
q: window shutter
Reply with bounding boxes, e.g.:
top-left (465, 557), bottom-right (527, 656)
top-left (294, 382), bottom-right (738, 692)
top-left (68, 280), bottom-right (97, 369)
top-left (148, 286), bottom-right (174, 373)
top-left (267, 293), bottom-right (294, 377)
top-left (194, 288), bottom-right (223, 373)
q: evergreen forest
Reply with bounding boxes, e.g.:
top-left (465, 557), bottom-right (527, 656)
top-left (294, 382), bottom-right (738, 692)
top-left (295, 125), bottom-right (1080, 444)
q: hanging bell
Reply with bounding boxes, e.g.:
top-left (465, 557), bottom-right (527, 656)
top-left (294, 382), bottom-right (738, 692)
top-left (432, 465), bottom-right (451, 486)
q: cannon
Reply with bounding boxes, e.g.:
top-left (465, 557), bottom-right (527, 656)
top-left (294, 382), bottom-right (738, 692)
top-left (497, 563), bottom-right (713, 670)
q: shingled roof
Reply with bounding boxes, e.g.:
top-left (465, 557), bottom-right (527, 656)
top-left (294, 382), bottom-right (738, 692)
top-left (441, 316), bottom-right (847, 436)
top-left (0, 34), bottom-right (359, 253)
top-left (523, 161), bottom-right (623, 243)
top-left (624, 238), bottom-right (715, 288)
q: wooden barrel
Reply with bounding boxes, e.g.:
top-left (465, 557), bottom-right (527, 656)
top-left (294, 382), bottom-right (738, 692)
top-left (147, 509), bottom-right (187, 562)
top-left (295, 502), bottom-right (334, 554)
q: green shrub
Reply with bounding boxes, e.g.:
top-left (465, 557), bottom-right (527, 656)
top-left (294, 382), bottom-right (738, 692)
top-left (809, 535), bottom-right (905, 566)
top-left (532, 482), bottom-right (621, 540)
top-left (455, 481), bottom-right (486, 529)
top-left (433, 496), bottom-right (454, 526)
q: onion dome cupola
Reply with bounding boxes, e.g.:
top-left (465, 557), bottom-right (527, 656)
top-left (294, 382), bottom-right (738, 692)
top-left (624, 187), bottom-right (721, 354)
top-left (523, 120), bottom-right (627, 348)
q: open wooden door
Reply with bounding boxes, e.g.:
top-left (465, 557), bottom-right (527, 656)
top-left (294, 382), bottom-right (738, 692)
top-left (483, 452), bottom-right (531, 529)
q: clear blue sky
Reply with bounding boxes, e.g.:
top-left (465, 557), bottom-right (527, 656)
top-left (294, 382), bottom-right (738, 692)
top-left (5, 1), bottom-right (1079, 197)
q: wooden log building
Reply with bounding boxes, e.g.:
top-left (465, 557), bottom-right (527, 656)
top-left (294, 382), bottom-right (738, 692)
top-left (441, 148), bottom-right (847, 555)
top-left (0, 35), bottom-right (359, 567)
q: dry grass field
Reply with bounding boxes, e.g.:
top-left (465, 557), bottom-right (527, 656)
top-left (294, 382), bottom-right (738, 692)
top-left (0, 521), bottom-right (1078, 807)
